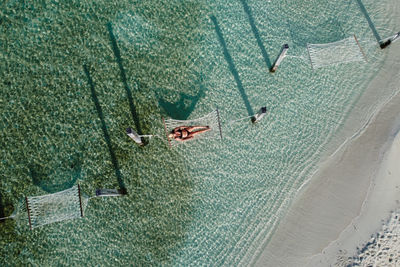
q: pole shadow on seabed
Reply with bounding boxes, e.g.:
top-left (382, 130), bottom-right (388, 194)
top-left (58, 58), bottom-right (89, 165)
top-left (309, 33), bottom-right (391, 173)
top-left (83, 64), bottom-right (127, 193)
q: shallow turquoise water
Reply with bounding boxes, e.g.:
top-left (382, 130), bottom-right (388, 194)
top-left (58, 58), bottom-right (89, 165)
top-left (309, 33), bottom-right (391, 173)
top-left (0, 0), bottom-right (396, 265)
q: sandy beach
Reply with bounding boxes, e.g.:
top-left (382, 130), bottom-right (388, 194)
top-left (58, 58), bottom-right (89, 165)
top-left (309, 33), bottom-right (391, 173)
top-left (254, 14), bottom-right (400, 267)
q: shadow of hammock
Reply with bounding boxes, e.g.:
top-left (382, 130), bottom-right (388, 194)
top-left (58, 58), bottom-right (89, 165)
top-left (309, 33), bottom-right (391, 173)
top-left (29, 159), bottom-right (80, 194)
top-left (157, 85), bottom-right (206, 120)
top-left (288, 17), bottom-right (346, 47)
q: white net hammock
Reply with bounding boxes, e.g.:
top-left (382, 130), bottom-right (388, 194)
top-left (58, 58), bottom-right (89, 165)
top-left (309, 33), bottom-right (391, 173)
top-left (0, 185), bottom-right (125, 230)
top-left (162, 109), bottom-right (223, 147)
top-left (25, 185), bottom-right (88, 229)
top-left (307, 35), bottom-right (366, 69)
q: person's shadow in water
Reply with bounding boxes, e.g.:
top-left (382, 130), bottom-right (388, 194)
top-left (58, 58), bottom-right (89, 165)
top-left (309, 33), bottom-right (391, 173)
top-left (157, 85), bottom-right (206, 120)
top-left (29, 153), bottom-right (82, 193)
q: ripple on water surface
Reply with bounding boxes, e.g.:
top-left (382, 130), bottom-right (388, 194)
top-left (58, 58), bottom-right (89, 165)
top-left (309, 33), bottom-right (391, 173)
top-left (0, 0), bottom-right (397, 266)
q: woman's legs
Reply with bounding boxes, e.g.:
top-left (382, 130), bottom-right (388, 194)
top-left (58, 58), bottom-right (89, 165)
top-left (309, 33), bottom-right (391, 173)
top-left (187, 126), bottom-right (210, 132)
top-left (189, 127), bottom-right (211, 137)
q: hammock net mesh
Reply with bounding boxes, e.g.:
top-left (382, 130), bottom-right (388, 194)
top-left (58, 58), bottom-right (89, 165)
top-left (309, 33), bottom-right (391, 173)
top-left (26, 185), bottom-right (87, 229)
top-left (307, 36), bottom-right (366, 69)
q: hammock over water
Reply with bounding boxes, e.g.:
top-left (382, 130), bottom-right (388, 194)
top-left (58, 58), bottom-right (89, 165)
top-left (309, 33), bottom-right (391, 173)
top-left (307, 35), bottom-right (367, 69)
top-left (0, 185), bottom-right (126, 230)
top-left (25, 185), bottom-right (87, 230)
top-left (163, 109), bottom-right (223, 147)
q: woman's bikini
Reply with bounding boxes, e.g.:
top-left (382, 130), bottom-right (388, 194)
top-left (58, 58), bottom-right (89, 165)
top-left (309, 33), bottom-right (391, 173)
top-left (175, 128), bottom-right (189, 139)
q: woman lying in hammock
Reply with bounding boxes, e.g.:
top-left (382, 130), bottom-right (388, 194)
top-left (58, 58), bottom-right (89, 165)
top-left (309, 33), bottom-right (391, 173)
top-left (168, 126), bottom-right (210, 141)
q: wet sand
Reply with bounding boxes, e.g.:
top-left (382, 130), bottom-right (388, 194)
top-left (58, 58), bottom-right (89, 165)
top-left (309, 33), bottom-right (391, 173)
top-left (254, 26), bottom-right (400, 267)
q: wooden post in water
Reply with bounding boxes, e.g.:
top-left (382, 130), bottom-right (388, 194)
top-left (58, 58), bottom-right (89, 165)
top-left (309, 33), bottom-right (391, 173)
top-left (380, 32), bottom-right (400, 49)
top-left (252, 107), bottom-right (267, 123)
top-left (393, 32), bottom-right (400, 43)
top-left (126, 128), bottom-right (144, 146)
top-left (380, 39), bottom-right (392, 49)
top-left (270, 44), bottom-right (289, 72)
top-left (95, 189), bottom-right (127, 197)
